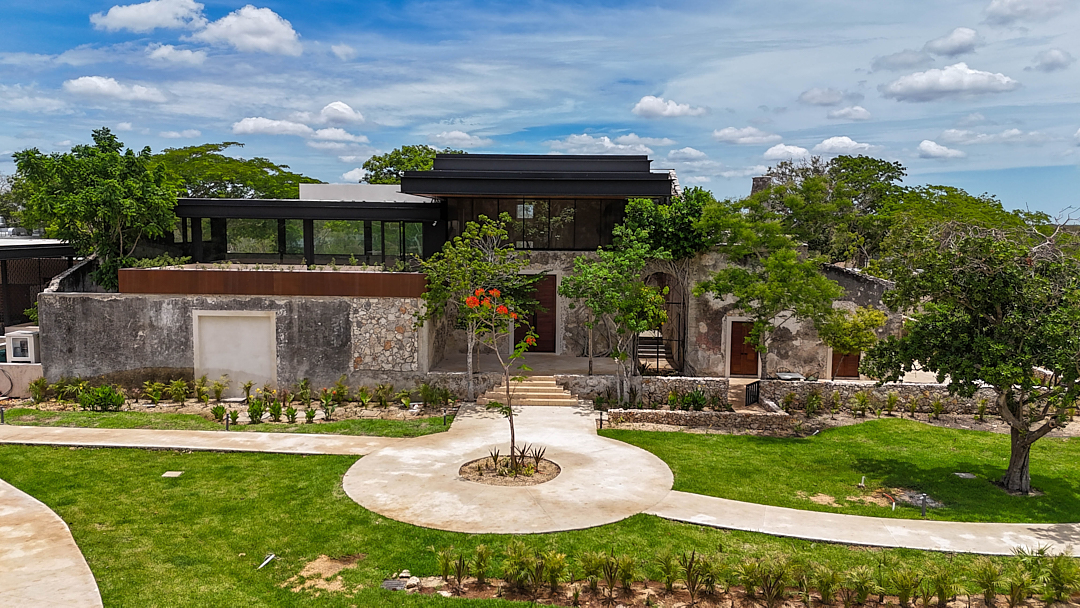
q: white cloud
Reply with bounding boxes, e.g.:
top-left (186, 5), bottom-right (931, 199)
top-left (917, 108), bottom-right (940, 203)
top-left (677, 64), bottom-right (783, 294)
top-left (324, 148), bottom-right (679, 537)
top-left (1028, 48), bottom-right (1075, 72)
top-left (342, 168), bottom-right (365, 182)
top-left (939, 128), bottom-right (1048, 145)
top-left (813, 136), bottom-right (875, 155)
top-left (797, 87), bottom-right (844, 106)
top-left (546, 133), bottom-right (653, 154)
top-left (91, 0), bottom-right (206, 33)
top-left (231, 116), bottom-right (313, 137)
top-left (159, 129), bottom-right (201, 138)
top-left (63, 76), bottom-right (167, 102)
top-left (827, 106), bottom-right (872, 121)
top-left (880, 62), bottom-right (1020, 101)
top-left (720, 165), bottom-right (769, 179)
top-left (763, 143), bottom-right (810, 160)
top-left (306, 141), bottom-right (349, 150)
top-left (614, 133), bottom-right (675, 146)
top-left (190, 5), bottom-right (302, 56)
top-left (338, 155), bottom-right (369, 163)
top-left (918, 140), bottom-right (966, 158)
top-left (147, 43), bottom-right (206, 65)
top-left (871, 49), bottom-right (935, 72)
top-left (331, 44), bottom-right (356, 61)
top-left (683, 176), bottom-right (711, 184)
top-left (429, 130), bottom-right (493, 148)
top-left (985, 0), bottom-right (1071, 25)
top-left (712, 126), bottom-right (781, 145)
top-left (923, 28), bottom-right (981, 57)
top-left (667, 147), bottom-right (707, 161)
top-left (312, 127), bottom-right (368, 143)
top-left (116, 122), bottom-right (133, 131)
top-left (319, 101), bottom-right (364, 125)
top-left (631, 95), bottom-right (707, 118)
top-left (0, 84), bottom-right (69, 113)
top-left (957, 112), bottom-right (992, 126)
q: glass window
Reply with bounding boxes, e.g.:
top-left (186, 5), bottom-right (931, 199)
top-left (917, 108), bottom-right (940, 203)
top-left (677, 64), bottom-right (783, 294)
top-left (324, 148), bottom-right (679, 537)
top-left (474, 198), bottom-right (498, 223)
top-left (575, 199), bottom-right (602, 250)
top-left (284, 220), bottom-right (304, 255)
top-left (549, 200), bottom-right (575, 249)
top-left (314, 220), bottom-right (365, 256)
top-left (227, 219), bottom-right (277, 254)
top-left (383, 221), bottom-right (402, 258)
top-left (370, 221), bottom-right (383, 256)
top-left (520, 199), bottom-right (549, 249)
top-left (404, 223), bottom-right (423, 257)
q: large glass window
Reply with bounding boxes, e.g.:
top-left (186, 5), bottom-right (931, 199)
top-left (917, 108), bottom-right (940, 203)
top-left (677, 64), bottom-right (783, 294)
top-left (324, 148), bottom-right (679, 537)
top-left (575, 199), bottom-right (602, 250)
top-left (314, 220), bottom-right (365, 258)
top-left (520, 199), bottom-right (549, 249)
top-left (404, 222), bottom-right (423, 257)
top-left (227, 219), bottom-right (277, 254)
top-left (549, 200), bottom-right (576, 249)
top-left (383, 221), bottom-right (402, 258)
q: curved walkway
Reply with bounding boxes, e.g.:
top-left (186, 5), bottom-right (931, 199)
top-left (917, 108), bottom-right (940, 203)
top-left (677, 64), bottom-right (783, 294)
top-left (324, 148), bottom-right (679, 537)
top-left (342, 404), bottom-right (674, 534)
top-left (0, 479), bottom-right (103, 607)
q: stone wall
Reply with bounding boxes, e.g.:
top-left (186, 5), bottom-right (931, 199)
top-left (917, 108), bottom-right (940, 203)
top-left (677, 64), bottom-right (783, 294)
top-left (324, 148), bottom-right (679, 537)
top-left (640, 376), bottom-right (729, 407)
top-left (762, 379), bottom-right (1000, 415)
top-left (349, 298), bottom-right (421, 372)
top-left (554, 374), bottom-right (617, 400)
top-left (607, 408), bottom-right (795, 434)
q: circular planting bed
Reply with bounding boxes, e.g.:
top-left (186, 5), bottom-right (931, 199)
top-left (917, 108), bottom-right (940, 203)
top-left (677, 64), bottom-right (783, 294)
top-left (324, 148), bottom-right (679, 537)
top-left (458, 456), bottom-right (561, 487)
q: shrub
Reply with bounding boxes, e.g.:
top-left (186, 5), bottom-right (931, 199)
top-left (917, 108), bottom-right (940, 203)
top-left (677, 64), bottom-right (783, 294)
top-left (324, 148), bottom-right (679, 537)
top-left (805, 390), bottom-right (823, 417)
top-left (375, 383), bottom-right (395, 408)
top-left (579, 550), bottom-right (607, 593)
top-left (296, 378), bottom-right (312, 407)
top-left (813, 563), bottom-right (842, 606)
top-left (333, 374), bottom-right (350, 404)
top-left (210, 404), bottom-right (226, 422)
top-left (971, 557), bottom-right (1001, 608)
top-left (667, 390), bottom-right (681, 410)
top-left (285, 405), bottom-right (298, 423)
top-left (684, 389), bottom-right (707, 411)
top-left (320, 389), bottom-right (337, 421)
top-left (241, 380), bottom-right (254, 403)
top-left (193, 375), bottom-right (208, 402)
top-left (976, 398), bottom-right (988, 421)
top-left (905, 397), bottom-right (919, 418)
top-left (680, 551), bottom-right (708, 606)
top-left (473, 544), bottom-right (493, 585)
top-left (1004, 568), bottom-right (1034, 608)
top-left (304, 406), bottom-right (317, 423)
top-left (1042, 553), bottom-right (1080, 603)
top-left (29, 377), bottom-right (50, 403)
top-left (228, 410), bottom-right (239, 425)
top-left (735, 559), bottom-right (763, 598)
top-left (167, 379), bottom-right (189, 403)
top-left (247, 398), bottom-right (266, 424)
top-left (210, 375), bottom-right (229, 401)
top-left (759, 556), bottom-right (790, 608)
top-left (851, 392), bottom-right (871, 417)
top-left (931, 399), bottom-right (945, 420)
top-left (782, 392), bottom-right (797, 412)
top-left (267, 399), bottom-right (282, 422)
top-left (546, 551), bottom-right (569, 592)
top-left (885, 392), bottom-right (899, 416)
top-left (78, 385), bottom-right (125, 412)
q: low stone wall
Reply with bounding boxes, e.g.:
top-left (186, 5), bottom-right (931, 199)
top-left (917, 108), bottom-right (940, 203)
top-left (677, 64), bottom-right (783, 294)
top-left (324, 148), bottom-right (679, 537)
top-left (762, 380), bottom-right (999, 415)
top-left (607, 408), bottom-right (794, 434)
top-left (554, 374), bottom-right (617, 400)
top-left (640, 376), bottom-right (729, 407)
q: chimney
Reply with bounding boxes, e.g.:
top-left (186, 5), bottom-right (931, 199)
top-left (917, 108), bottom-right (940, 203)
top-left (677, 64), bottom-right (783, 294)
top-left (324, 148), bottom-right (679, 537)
top-left (751, 176), bottom-right (771, 195)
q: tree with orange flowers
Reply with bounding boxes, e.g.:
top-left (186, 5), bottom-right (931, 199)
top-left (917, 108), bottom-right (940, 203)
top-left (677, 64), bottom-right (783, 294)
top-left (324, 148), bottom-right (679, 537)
top-left (464, 287), bottom-right (537, 469)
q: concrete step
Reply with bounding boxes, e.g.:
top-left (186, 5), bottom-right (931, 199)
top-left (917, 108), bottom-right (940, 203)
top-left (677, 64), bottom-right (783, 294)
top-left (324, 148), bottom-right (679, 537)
top-left (477, 397), bottom-right (580, 406)
top-left (484, 385), bottom-right (565, 394)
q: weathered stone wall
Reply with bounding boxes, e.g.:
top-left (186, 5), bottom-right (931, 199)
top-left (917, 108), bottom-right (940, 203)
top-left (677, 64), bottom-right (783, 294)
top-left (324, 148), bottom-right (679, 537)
top-left (761, 379), bottom-right (1000, 414)
top-left (640, 376), bottom-right (729, 407)
top-left (39, 292), bottom-right (435, 390)
top-left (607, 408), bottom-right (795, 434)
top-left (554, 374), bottom-right (617, 400)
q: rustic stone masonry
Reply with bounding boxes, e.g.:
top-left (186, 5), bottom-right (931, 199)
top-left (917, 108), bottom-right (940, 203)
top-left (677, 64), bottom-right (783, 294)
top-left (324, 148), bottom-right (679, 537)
top-left (554, 374), bottom-right (616, 400)
top-left (762, 380), bottom-right (1000, 415)
top-left (350, 298), bottom-right (421, 372)
top-left (640, 376), bottom-right (729, 407)
top-left (607, 408), bottom-right (795, 434)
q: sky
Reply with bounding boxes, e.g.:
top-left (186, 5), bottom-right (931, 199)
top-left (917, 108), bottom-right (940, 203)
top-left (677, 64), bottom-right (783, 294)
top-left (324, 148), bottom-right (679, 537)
top-left (2, 0), bottom-right (1079, 216)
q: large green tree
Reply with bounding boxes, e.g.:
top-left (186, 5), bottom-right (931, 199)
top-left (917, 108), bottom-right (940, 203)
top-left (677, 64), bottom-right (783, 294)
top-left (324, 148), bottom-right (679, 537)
top-left (154, 142), bottom-right (321, 199)
top-left (417, 213), bottom-right (535, 400)
top-left (695, 192), bottom-right (843, 378)
top-left (863, 219), bottom-right (1080, 493)
top-left (14, 128), bottom-right (178, 290)
top-left (360, 145), bottom-right (464, 184)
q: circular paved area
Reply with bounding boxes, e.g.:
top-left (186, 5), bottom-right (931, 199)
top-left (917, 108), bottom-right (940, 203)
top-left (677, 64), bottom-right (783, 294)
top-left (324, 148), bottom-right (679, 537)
top-left (342, 404), bottom-right (674, 534)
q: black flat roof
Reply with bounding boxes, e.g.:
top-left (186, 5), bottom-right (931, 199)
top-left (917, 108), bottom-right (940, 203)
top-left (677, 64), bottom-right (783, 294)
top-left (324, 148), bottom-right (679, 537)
top-left (175, 198), bottom-right (442, 221)
top-left (401, 154), bottom-right (674, 198)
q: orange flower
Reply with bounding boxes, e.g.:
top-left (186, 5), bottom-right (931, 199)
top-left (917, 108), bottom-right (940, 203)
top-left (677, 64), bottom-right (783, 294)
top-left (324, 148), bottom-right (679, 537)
top-left (481, 298), bottom-right (492, 308)
top-left (496, 304), bottom-right (509, 315)
top-left (474, 288), bottom-right (485, 297)
top-left (465, 295), bottom-right (480, 308)
top-left (525, 336), bottom-right (537, 346)
top-left (489, 288), bottom-right (501, 298)
top-left (510, 312), bottom-right (518, 320)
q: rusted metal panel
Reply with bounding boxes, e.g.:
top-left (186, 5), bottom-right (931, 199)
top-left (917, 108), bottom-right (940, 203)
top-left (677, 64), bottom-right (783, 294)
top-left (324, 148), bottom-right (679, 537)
top-left (119, 269), bottom-right (427, 298)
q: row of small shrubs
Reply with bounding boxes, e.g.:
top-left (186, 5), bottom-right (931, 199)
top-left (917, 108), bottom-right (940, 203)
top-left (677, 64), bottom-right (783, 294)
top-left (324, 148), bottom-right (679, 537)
top-left (780, 389), bottom-right (1012, 422)
top-left (28, 378), bottom-right (125, 412)
top-left (431, 543), bottom-right (1080, 607)
top-left (593, 386), bottom-right (734, 412)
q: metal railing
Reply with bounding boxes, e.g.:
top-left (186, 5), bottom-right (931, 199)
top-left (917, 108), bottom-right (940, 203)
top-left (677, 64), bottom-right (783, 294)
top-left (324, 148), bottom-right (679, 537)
top-left (745, 380), bottom-right (761, 407)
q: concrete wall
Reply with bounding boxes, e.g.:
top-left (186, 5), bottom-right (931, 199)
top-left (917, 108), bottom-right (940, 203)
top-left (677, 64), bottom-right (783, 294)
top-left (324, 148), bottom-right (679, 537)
top-left (0, 363), bottom-right (43, 399)
top-left (39, 292), bottom-right (434, 391)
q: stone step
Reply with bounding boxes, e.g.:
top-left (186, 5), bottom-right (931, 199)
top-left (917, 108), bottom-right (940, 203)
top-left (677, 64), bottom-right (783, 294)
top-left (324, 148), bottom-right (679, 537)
top-left (476, 397), bottom-right (580, 406)
top-left (484, 385), bottom-right (565, 394)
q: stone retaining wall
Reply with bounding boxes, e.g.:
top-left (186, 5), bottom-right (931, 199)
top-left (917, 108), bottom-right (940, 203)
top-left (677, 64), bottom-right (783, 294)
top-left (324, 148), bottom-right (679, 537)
top-left (607, 408), bottom-right (794, 434)
top-left (762, 380), bottom-right (999, 415)
top-left (640, 376), bottom-right (729, 407)
top-left (554, 374), bottom-right (616, 401)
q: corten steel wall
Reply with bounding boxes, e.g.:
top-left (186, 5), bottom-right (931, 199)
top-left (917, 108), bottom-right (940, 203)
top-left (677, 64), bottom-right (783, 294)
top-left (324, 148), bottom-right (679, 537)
top-left (118, 268), bottom-right (427, 298)
top-left (38, 292), bottom-right (436, 389)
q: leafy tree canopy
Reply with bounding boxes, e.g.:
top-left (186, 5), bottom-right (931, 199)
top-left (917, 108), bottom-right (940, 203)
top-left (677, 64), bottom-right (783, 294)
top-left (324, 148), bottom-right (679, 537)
top-left (816, 306), bottom-right (887, 356)
top-left (360, 145), bottom-right (464, 184)
top-left (863, 219), bottom-right (1080, 493)
top-left (14, 128), bottom-right (178, 290)
top-left (154, 142), bottom-right (321, 199)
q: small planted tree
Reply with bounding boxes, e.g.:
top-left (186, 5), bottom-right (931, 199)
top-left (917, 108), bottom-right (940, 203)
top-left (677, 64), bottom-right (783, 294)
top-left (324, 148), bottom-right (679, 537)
top-left (463, 287), bottom-right (537, 470)
top-left (817, 306), bottom-right (888, 374)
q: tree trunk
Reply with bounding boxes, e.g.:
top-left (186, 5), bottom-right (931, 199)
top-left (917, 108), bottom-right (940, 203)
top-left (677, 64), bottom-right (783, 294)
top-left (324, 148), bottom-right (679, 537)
top-left (587, 314), bottom-right (594, 376)
top-left (1000, 427), bottom-right (1033, 493)
top-left (466, 333), bottom-right (475, 401)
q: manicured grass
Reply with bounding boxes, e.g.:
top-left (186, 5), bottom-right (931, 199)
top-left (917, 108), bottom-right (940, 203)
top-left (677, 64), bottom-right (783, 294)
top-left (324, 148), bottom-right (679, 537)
top-left (602, 418), bottom-right (1080, 523)
top-left (4, 408), bottom-right (453, 438)
top-left (0, 445), bottom-right (992, 607)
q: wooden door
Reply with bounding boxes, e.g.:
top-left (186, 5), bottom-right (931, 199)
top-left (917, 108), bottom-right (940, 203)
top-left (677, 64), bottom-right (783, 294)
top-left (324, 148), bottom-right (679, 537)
top-left (729, 321), bottom-right (759, 376)
top-left (514, 275), bottom-right (556, 352)
top-left (832, 351), bottom-right (861, 378)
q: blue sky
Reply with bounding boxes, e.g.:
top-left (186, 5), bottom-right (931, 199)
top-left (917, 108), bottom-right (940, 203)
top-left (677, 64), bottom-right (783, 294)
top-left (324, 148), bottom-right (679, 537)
top-left (2, 0), bottom-right (1078, 215)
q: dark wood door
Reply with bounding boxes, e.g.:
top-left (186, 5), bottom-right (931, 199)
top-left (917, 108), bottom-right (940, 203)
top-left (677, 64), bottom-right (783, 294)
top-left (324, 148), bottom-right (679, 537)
top-left (729, 321), bottom-right (759, 376)
top-left (832, 351), bottom-right (861, 378)
top-left (515, 275), bottom-right (556, 352)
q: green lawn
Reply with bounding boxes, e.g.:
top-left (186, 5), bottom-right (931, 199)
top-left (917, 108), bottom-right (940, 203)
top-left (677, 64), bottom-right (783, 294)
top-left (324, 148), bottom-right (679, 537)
top-left (4, 408), bottom-right (452, 438)
top-left (602, 418), bottom-right (1080, 523)
top-left (0, 445), bottom-right (988, 607)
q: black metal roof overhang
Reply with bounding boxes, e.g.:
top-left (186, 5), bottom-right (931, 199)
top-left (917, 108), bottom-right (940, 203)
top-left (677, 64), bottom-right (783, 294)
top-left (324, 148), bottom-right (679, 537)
top-left (0, 242), bottom-right (77, 260)
top-left (175, 198), bottom-right (442, 221)
top-left (400, 171), bottom-right (673, 198)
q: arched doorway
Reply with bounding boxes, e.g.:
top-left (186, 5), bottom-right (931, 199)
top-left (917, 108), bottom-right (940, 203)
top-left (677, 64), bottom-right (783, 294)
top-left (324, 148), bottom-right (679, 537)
top-left (639, 272), bottom-right (685, 374)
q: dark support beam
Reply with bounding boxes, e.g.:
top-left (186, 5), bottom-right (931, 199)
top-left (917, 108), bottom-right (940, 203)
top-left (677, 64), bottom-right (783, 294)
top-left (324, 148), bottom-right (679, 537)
top-left (303, 220), bottom-right (314, 265)
top-left (1, 260), bottom-right (10, 331)
top-left (363, 221), bottom-right (373, 256)
top-left (422, 220), bottom-right (443, 259)
top-left (277, 219), bottom-right (286, 263)
top-left (191, 217), bottom-right (203, 262)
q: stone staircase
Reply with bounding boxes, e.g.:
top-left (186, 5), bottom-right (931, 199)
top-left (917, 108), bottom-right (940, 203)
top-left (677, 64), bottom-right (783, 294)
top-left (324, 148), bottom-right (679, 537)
top-left (476, 376), bottom-right (580, 407)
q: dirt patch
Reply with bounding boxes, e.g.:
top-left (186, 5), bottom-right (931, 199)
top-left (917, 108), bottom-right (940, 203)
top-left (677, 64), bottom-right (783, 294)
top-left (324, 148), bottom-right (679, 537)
top-left (796, 490), bottom-right (841, 507)
top-left (282, 554), bottom-right (365, 595)
top-left (459, 456), bottom-right (561, 487)
top-left (846, 489), bottom-right (895, 507)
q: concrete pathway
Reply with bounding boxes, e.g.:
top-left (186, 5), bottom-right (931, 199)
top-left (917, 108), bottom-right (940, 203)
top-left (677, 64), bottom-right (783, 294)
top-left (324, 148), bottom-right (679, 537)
top-left (0, 479), bottom-right (103, 607)
top-left (648, 491), bottom-right (1080, 556)
top-left (0, 425), bottom-right (400, 455)
top-left (342, 404), bottom-right (674, 534)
